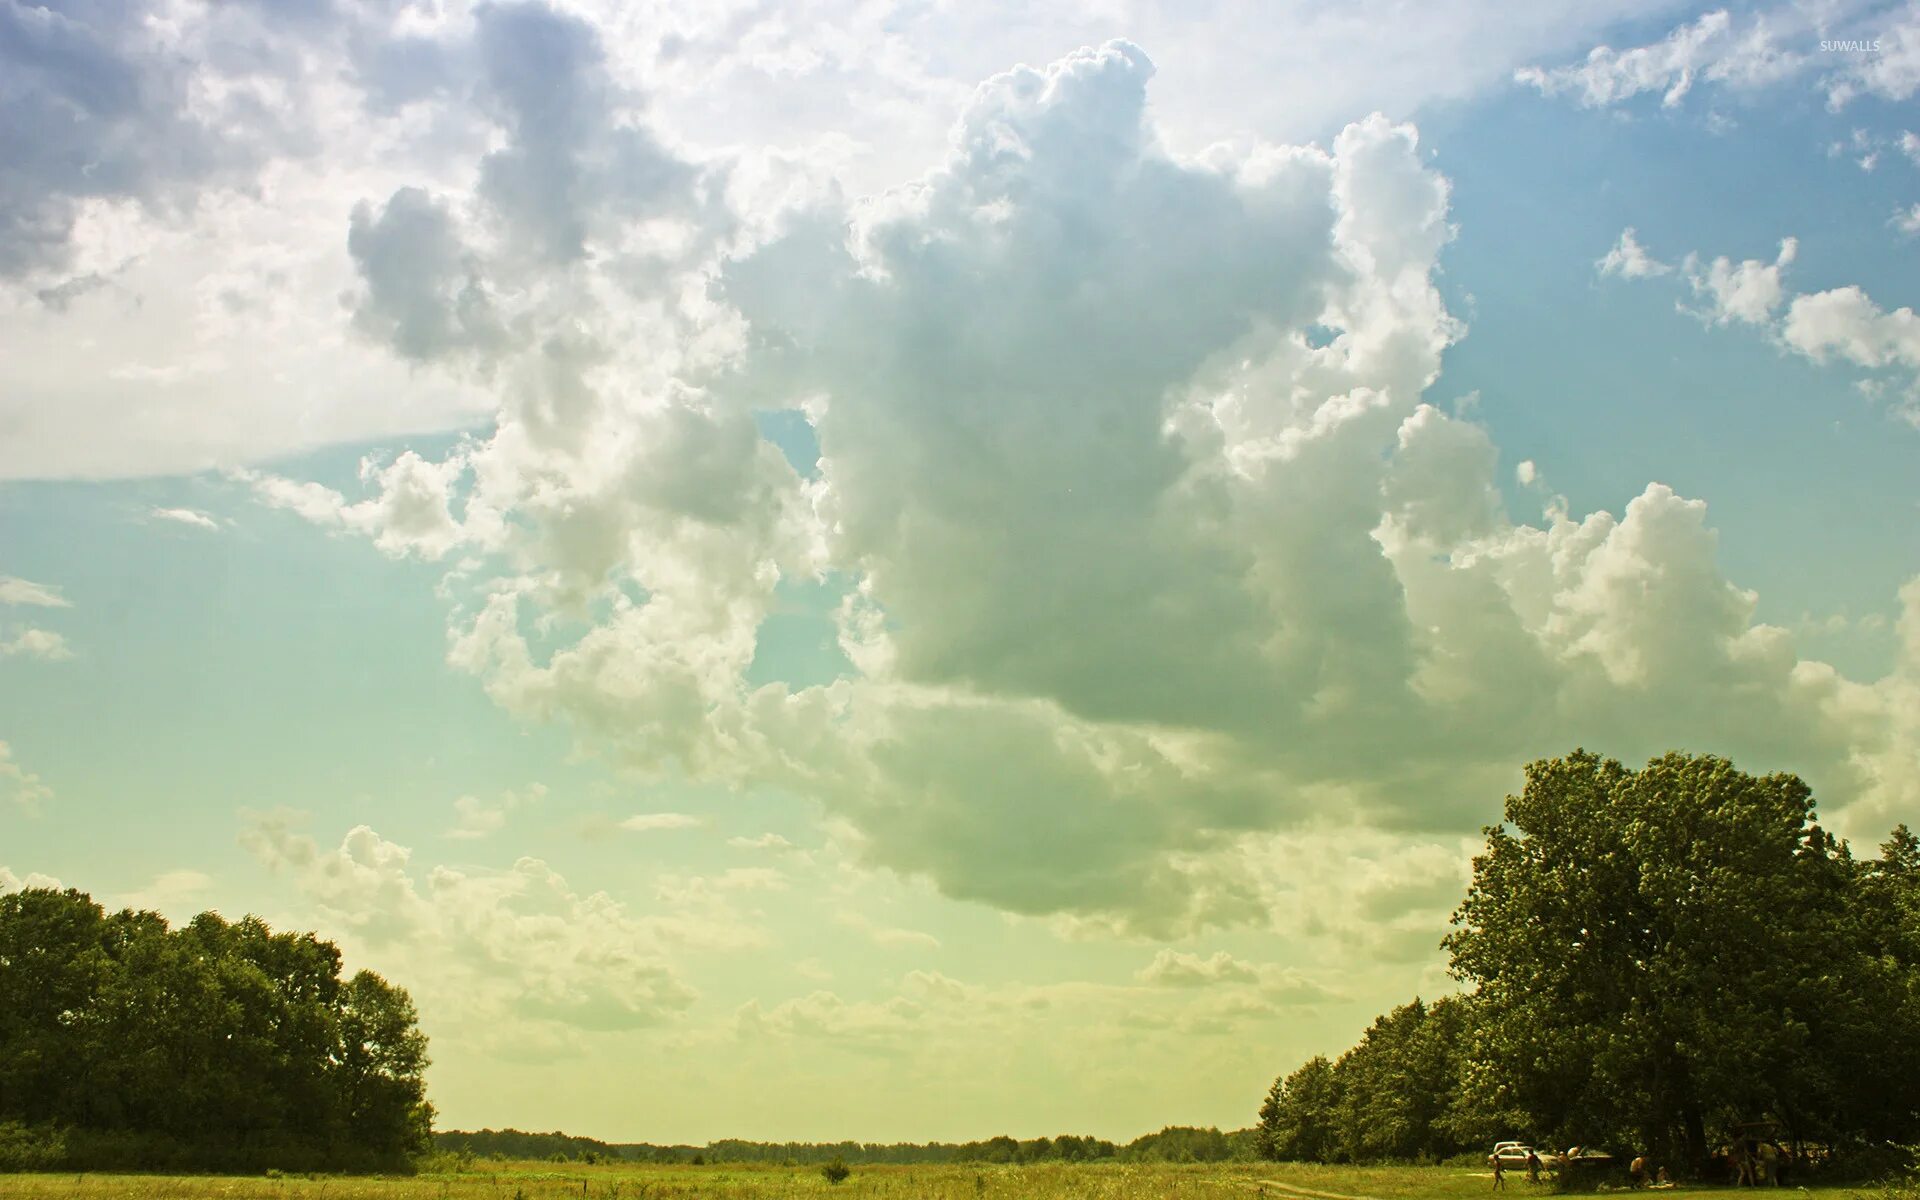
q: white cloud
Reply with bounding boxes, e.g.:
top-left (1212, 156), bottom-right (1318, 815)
top-left (241, 450), bottom-right (470, 560)
top-left (447, 783), bottom-right (547, 840)
top-left (2, 0), bottom-right (1767, 482)
top-left (620, 812), bottom-right (705, 832)
top-left (1783, 285), bottom-right (1920, 421)
top-left (1515, 10), bottom-right (1753, 108)
top-left (1597, 227), bottom-right (1670, 278)
top-left (0, 577), bottom-right (68, 607)
top-left (0, 741), bottom-right (52, 811)
top-left (0, 866), bottom-right (62, 893)
top-left (729, 832), bottom-right (799, 853)
top-left (1784, 285), bottom-right (1920, 370)
top-left (1895, 203), bottom-right (1920, 235)
top-left (1517, 3), bottom-right (1919, 112)
top-left (242, 814), bottom-right (704, 1040)
top-left (1604, 230), bottom-right (1920, 418)
top-left (0, 628), bottom-right (72, 661)
top-left (1823, 6), bottom-right (1920, 107)
top-left (1137, 949), bottom-right (1261, 987)
top-left (119, 869), bottom-right (215, 917)
top-left (1682, 236), bottom-right (1797, 326)
top-left (232, 35), bottom-right (1919, 939)
top-left (836, 910), bottom-right (941, 950)
top-left (149, 506), bottom-right (220, 530)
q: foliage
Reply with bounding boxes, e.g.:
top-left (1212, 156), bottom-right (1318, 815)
top-left (822, 1157), bottom-right (851, 1183)
top-left (440, 1127), bottom-right (1254, 1166)
top-left (0, 1122), bottom-right (66, 1172)
top-left (1255, 1001), bottom-right (1476, 1163)
top-left (0, 887), bottom-right (434, 1173)
top-left (1258, 750), bottom-right (1920, 1176)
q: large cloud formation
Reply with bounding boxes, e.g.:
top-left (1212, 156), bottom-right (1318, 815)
top-left (172, 8), bottom-right (1920, 933)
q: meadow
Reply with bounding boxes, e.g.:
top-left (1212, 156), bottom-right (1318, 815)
top-left (0, 1160), bottom-right (1893, 1200)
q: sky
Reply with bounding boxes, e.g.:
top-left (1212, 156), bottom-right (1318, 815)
top-left (3, 0), bottom-right (1920, 1146)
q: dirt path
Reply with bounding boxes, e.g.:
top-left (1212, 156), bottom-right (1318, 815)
top-left (1244, 1178), bottom-right (1386, 1200)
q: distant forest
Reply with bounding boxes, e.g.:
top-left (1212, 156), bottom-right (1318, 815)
top-left (434, 1125), bottom-right (1259, 1164)
top-left (1257, 752), bottom-right (1920, 1177)
top-left (0, 889), bottom-right (432, 1173)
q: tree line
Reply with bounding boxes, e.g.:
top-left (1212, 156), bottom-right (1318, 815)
top-left (0, 887), bottom-right (433, 1172)
top-left (1257, 750), bottom-right (1920, 1177)
top-left (436, 1125), bottom-right (1260, 1165)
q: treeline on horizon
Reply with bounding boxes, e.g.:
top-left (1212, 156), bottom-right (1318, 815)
top-left (1256, 751), bottom-right (1920, 1177)
top-left (434, 1125), bottom-right (1258, 1165)
top-left (0, 889), bottom-right (433, 1173)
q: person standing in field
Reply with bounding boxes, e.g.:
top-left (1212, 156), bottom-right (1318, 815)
top-left (1526, 1151), bottom-right (1542, 1184)
top-left (1492, 1156), bottom-right (1507, 1190)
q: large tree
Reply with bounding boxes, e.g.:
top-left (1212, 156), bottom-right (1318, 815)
top-left (0, 887), bottom-right (434, 1172)
top-left (1444, 750), bottom-right (1917, 1169)
top-left (1256, 1055), bottom-right (1340, 1162)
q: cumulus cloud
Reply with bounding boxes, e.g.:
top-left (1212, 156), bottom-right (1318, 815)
top-left (346, 188), bottom-right (505, 363)
top-left (0, 2), bottom-right (266, 278)
top-left (0, 741), bottom-right (52, 811)
top-left (1682, 236), bottom-right (1797, 326)
top-left (1606, 230), bottom-right (1920, 421)
top-left (0, 866), bottom-right (62, 893)
top-left (1137, 950), bottom-right (1261, 987)
top-left (242, 814), bottom-right (704, 1039)
top-left (0, 628), bottom-right (72, 661)
top-left (232, 36), bottom-right (1920, 939)
top-left (1783, 285), bottom-right (1920, 372)
top-left (240, 450), bottom-right (469, 560)
top-left (1598, 228), bottom-right (1669, 278)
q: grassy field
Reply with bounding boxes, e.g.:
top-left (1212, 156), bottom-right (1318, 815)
top-left (0, 1159), bottom-right (1889, 1198)
top-left (0, 1160), bottom-right (1896, 1200)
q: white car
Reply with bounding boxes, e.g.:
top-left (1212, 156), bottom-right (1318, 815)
top-left (1489, 1144), bottom-right (1540, 1169)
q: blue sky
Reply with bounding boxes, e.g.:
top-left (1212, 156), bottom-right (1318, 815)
top-left (2, 0), bottom-right (1918, 1143)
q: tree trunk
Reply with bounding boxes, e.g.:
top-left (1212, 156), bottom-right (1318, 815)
top-left (1682, 1105), bottom-right (1708, 1178)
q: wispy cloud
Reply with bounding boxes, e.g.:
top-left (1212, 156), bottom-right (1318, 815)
top-left (620, 812), bottom-right (705, 833)
top-left (836, 910), bottom-right (941, 950)
top-left (0, 742), bottom-right (52, 812)
top-left (0, 577), bottom-right (69, 608)
top-left (149, 506), bottom-right (221, 530)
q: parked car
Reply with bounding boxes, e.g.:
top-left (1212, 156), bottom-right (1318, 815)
top-left (1488, 1144), bottom-right (1538, 1169)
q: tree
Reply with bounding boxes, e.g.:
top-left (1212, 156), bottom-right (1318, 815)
top-left (1257, 1056), bottom-right (1340, 1162)
top-left (0, 886), bottom-right (433, 1171)
top-left (1443, 750), bottom-right (1899, 1170)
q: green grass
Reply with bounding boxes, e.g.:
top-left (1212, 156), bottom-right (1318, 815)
top-left (0, 1160), bottom-right (1887, 1200)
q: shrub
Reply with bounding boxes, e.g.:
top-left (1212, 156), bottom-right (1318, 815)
top-left (821, 1157), bottom-right (852, 1184)
top-left (0, 1122), bottom-right (66, 1172)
